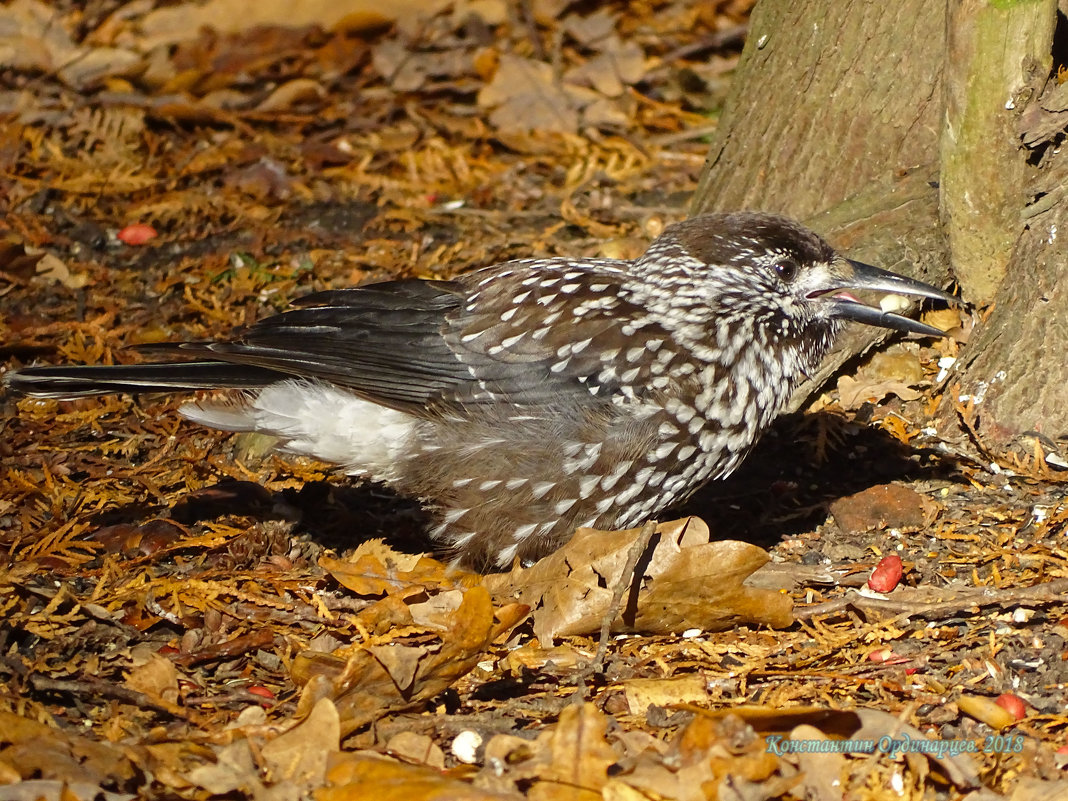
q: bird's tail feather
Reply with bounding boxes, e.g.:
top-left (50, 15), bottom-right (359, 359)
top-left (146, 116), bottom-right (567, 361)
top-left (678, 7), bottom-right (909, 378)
top-left (3, 361), bottom-right (286, 399)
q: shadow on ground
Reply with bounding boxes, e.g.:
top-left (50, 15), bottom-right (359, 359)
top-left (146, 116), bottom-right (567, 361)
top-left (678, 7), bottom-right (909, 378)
top-left (676, 409), bottom-right (959, 550)
top-left (81, 408), bottom-right (961, 564)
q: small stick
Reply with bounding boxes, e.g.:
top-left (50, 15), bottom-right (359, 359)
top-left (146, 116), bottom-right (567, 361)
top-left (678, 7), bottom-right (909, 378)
top-left (583, 519), bottom-right (658, 681)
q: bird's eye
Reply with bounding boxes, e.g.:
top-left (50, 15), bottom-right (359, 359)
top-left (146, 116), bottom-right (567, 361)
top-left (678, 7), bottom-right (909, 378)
top-left (775, 259), bottom-right (798, 283)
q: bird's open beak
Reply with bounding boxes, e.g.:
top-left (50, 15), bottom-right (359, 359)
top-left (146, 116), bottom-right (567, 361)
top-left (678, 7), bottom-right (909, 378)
top-left (812, 259), bottom-right (958, 337)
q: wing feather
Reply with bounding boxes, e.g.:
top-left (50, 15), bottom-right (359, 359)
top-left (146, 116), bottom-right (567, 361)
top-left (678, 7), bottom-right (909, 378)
top-left (134, 261), bottom-right (671, 414)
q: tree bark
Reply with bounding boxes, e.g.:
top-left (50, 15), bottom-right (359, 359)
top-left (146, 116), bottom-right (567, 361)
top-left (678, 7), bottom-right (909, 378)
top-left (948, 68), bottom-right (1068, 461)
top-left (941, 0), bottom-right (1056, 304)
top-left (692, 0), bottom-right (1068, 466)
top-left (693, 0), bottom-right (946, 222)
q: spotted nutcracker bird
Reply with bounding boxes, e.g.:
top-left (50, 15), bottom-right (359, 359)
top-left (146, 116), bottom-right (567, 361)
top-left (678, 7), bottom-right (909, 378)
top-left (5, 212), bottom-right (956, 570)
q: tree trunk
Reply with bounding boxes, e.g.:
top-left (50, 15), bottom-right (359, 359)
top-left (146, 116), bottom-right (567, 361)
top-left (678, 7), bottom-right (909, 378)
top-left (692, 0), bottom-right (1067, 467)
top-left (941, 0), bottom-right (1055, 305)
top-left (948, 73), bottom-right (1068, 464)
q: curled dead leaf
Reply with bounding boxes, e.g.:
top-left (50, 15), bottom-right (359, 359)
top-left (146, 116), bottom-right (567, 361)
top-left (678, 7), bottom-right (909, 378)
top-left (291, 586), bottom-right (521, 735)
top-left (320, 544), bottom-right (478, 600)
top-left (256, 78), bottom-right (326, 111)
top-left (477, 54), bottom-right (580, 134)
top-left (259, 697), bottom-right (340, 787)
top-left (483, 517), bottom-right (794, 641)
top-left (35, 253), bottom-right (90, 289)
top-left (696, 706), bottom-right (981, 790)
top-left (323, 752), bottom-right (506, 800)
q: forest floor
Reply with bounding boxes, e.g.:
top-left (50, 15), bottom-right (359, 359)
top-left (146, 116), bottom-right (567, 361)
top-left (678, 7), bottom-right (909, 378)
top-left (1, 1), bottom-right (1067, 800)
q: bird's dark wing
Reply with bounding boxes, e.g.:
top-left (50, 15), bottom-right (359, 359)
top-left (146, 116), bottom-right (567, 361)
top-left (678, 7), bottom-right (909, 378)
top-left (144, 260), bottom-right (675, 415)
top-left (147, 279), bottom-right (476, 412)
top-left (8, 262), bottom-right (681, 413)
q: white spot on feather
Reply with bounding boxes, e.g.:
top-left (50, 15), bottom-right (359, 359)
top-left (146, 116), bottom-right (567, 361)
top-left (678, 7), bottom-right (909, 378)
top-left (513, 522), bottom-right (538, 540)
top-left (444, 508), bottom-right (469, 524)
top-left (451, 531), bottom-right (476, 548)
top-left (653, 442), bottom-right (677, 460)
top-left (554, 498), bottom-right (577, 515)
top-left (579, 475), bottom-right (599, 498)
top-left (531, 481), bottom-right (556, 499)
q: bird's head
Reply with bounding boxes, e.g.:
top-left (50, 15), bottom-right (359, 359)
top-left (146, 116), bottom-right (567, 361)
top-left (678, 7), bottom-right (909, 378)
top-left (637, 212), bottom-right (956, 351)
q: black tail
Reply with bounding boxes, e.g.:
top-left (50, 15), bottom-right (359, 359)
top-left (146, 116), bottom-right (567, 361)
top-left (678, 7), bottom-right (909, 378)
top-left (3, 361), bottom-right (287, 399)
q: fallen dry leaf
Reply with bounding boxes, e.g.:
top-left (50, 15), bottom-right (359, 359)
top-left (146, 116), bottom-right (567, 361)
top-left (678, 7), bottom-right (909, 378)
top-left (322, 752), bottom-right (515, 800)
top-left (259, 697), bottom-right (340, 787)
top-left (697, 706), bottom-right (982, 790)
top-left (621, 674), bottom-right (710, 715)
top-left (135, 0), bottom-right (440, 49)
top-left (836, 345), bottom-right (928, 409)
top-left (384, 730), bottom-right (446, 769)
top-left (565, 36), bottom-right (645, 97)
top-left (483, 517), bottom-right (794, 640)
top-left (474, 703), bottom-right (617, 801)
top-left (679, 714), bottom-right (799, 798)
top-left (0, 711), bottom-right (139, 787)
top-left (1007, 779), bottom-right (1068, 801)
top-left (290, 586), bottom-right (513, 734)
top-left (35, 253), bottom-right (90, 289)
top-left (788, 723), bottom-right (848, 801)
top-left (123, 649), bottom-right (180, 704)
top-left (837, 373), bottom-right (923, 409)
top-left (478, 54), bottom-right (581, 134)
top-left (476, 707), bottom-right (803, 801)
top-left (0, 0), bottom-right (141, 88)
top-left (185, 739), bottom-right (262, 796)
top-left (527, 703), bottom-right (617, 801)
top-left (320, 543), bottom-right (477, 600)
